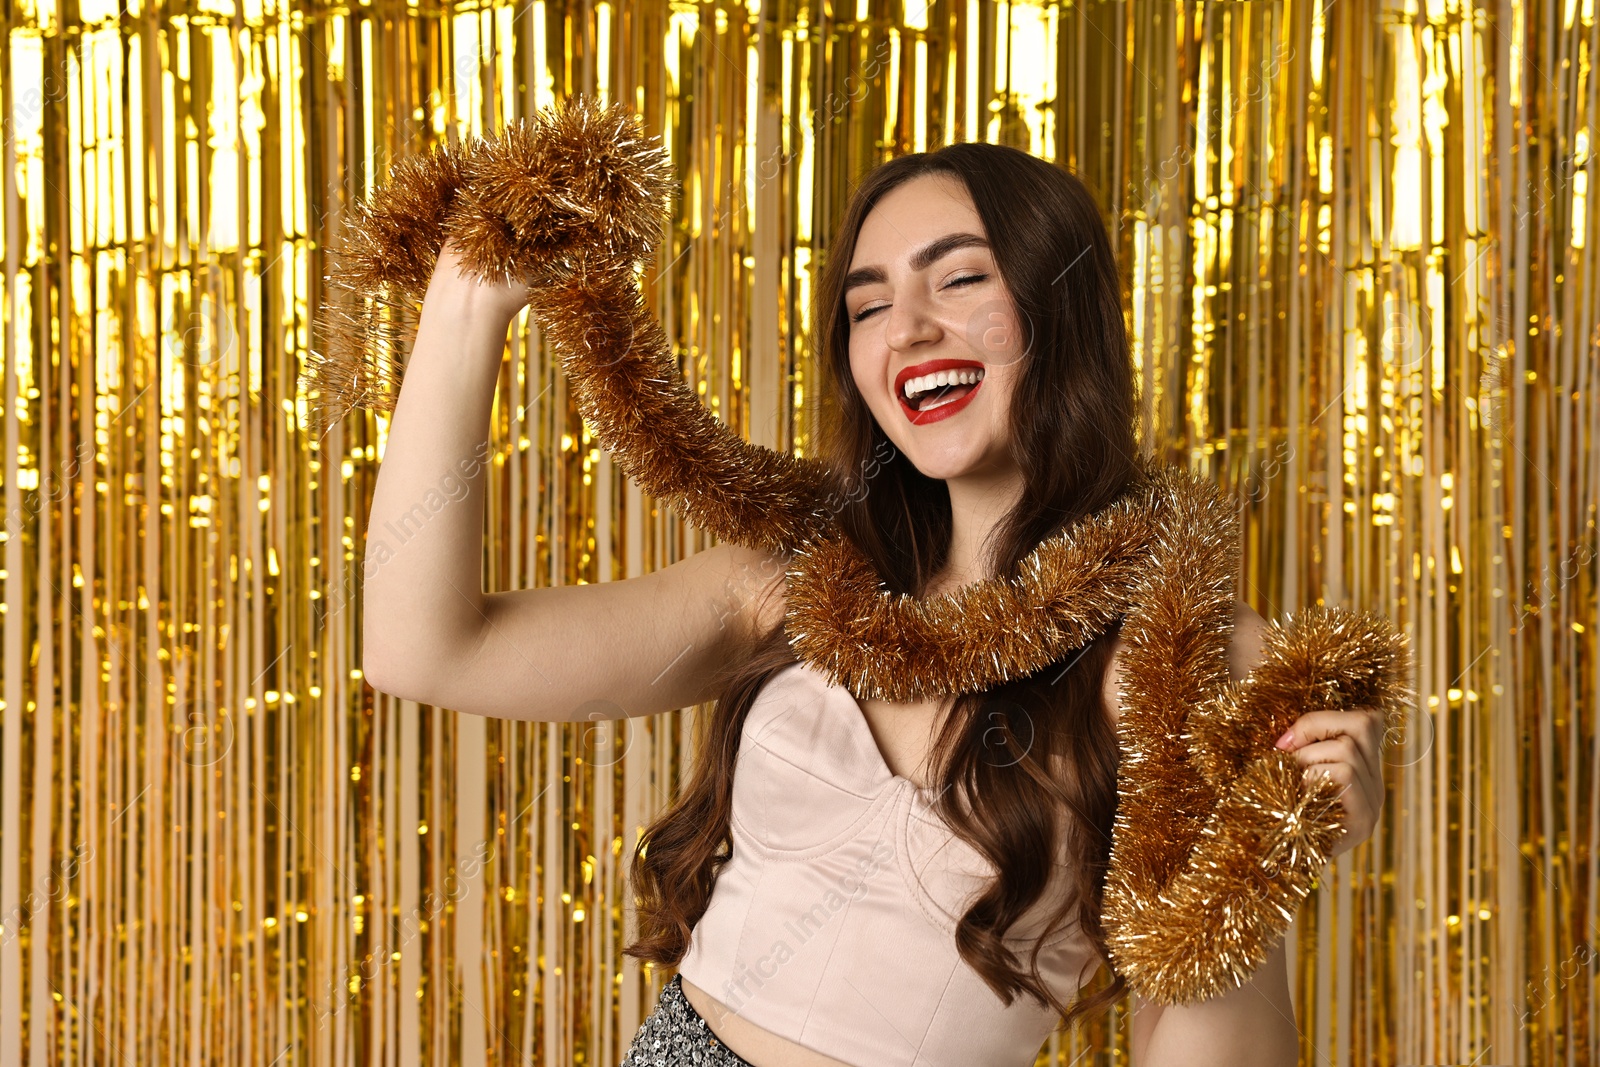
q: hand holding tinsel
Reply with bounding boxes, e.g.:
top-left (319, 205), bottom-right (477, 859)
top-left (1272, 697), bottom-right (1393, 862)
top-left (301, 96), bottom-right (838, 555)
top-left (1100, 474), bottom-right (1414, 1006)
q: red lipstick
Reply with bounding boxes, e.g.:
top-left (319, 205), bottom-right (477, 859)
top-left (894, 358), bottom-right (986, 426)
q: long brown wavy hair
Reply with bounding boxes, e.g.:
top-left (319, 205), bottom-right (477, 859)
top-left (625, 142), bottom-right (1143, 1030)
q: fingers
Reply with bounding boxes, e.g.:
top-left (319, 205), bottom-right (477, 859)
top-left (1277, 707), bottom-right (1389, 859)
top-left (1298, 761), bottom-right (1380, 859)
top-left (1299, 760), bottom-right (1359, 800)
top-left (1276, 706), bottom-right (1386, 767)
top-left (1293, 742), bottom-right (1384, 820)
top-left (1300, 761), bottom-right (1359, 812)
top-left (1287, 734), bottom-right (1358, 768)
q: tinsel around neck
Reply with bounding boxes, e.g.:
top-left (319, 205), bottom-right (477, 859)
top-left (782, 462), bottom-right (1201, 702)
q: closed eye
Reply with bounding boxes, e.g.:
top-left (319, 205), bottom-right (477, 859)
top-left (849, 274), bottom-right (990, 324)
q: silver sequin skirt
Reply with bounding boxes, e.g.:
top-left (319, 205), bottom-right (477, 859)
top-left (619, 974), bottom-right (758, 1066)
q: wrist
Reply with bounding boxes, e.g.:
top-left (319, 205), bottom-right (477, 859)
top-left (425, 265), bottom-right (526, 328)
top-left (412, 279), bottom-right (523, 372)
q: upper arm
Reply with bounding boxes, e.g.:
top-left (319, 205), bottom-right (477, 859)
top-left (1129, 992), bottom-right (1165, 1063)
top-left (1133, 937), bottom-right (1298, 1065)
top-left (1102, 601), bottom-right (1273, 729)
top-left (365, 541), bottom-right (790, 721)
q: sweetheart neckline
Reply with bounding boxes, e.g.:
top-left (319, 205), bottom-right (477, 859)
top-left (784, 661), bottom-right (942, 796)
top-left (743, 663), bottom-right (1090, 947)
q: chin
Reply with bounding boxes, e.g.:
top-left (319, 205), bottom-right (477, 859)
top-left (918, 459), bottom-right (1005, 484)
top-left (892, 439), bottom-right (1008, 483)
top-left (870, 396), bottom-right (1013, 483)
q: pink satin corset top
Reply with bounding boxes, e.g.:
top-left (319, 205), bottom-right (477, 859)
top-left (675, 662), bottom-right (1101, 1067)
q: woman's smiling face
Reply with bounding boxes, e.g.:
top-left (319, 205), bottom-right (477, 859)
top-left (845, 172), bottom-right (1029, 484)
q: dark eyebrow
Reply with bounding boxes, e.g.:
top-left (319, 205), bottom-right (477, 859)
top-left (842, 232), bottom-right (991, 295)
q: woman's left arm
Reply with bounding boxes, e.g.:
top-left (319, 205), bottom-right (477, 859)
top-left (1131, 602), bottom-right (1389, 1066)
top-left (1131, 935), bottom-right (1298, 1066)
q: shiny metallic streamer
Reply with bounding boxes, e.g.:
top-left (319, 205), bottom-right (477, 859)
top-left (781, 462), bottom-right (1192, 702)
top-left (1102, 472), bottom-right (1411, 1005)
top-left (0, 2), bottom-right (1594, 1066)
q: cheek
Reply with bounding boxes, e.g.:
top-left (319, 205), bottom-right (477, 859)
top-left (988, 307), bottom-right (1029, 364)
top-left (847, 352), bottom-right (868, 402)
top-left (848, 342), bottom-right (888, 405)
top-left (984, 365), bottom-right (1022, 428)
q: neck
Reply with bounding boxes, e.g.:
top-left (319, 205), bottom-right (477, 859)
top-left (928, 468), bottom-right (1027, 595)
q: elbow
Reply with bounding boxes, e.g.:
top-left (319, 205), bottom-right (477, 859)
top-left (360, 601), bottom-right (437, 703)
top-left (359, 652), bottom-right (414, 703)
top-left (359, 588), bottom-right (484, 707)
top-left (358, 656), bottom-right (390, 697)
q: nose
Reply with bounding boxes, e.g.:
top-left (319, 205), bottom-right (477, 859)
top-left (883, 289), bottom-right (943, 352)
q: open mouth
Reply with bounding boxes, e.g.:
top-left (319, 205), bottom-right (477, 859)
top-left (896, 365), bottom-right (985, 424)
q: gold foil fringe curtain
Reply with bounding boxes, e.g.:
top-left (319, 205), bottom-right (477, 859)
top-left (0, 1), bottom-right (1593, 1065)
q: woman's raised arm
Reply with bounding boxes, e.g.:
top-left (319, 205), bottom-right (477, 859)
top-left (359, 246), bottom-right (788, 721)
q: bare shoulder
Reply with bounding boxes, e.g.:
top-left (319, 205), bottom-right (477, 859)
top-left (712, 541), bottom-right (792, 650)
top-left (1101, 602), bottom-right (1273, 727)
top-left (1225, 600), bottom-right (1272, 682)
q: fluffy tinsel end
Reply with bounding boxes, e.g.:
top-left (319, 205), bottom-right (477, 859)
top-left (336, 143), bottom-right (473, 305)
top-left (300, 141), bottom-right (470, 432)
top-left (298, 96), bottom-right (836, 550)
top-left (303, 287), bottom-right (418, 438)
top-left (781, 463), bottom-right (1202, 702)
top-left (447, 101), bottom-right (675, 288)
top-left (1102, 476), bottom-right (1413, 1005)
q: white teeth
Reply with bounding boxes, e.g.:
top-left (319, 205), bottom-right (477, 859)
top-left (902, 367), bottom-right (984, 400)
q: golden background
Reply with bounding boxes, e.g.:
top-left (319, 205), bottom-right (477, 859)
top-left (0, 0), bottom-right (1595, 1064)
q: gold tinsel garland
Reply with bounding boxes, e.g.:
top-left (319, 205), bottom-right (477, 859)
top-left (1100, 468), bottom-right (1413, 1003)
top-left (784, 461), bottom-right (1178, 701)
top-left (300, 96), bottom-right (1413, 1007)
top-left (303, 100), bottom-right (835, 553)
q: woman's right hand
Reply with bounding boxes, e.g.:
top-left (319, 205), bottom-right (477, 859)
top-left (429, 238), bottom-right (533, 324)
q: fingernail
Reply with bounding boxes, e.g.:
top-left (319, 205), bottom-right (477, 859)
top-left (1275, 729), bottom-right (1294, 749)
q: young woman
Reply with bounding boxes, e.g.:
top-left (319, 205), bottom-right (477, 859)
top-left (360, 142), bottom-right (1388, 1067)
